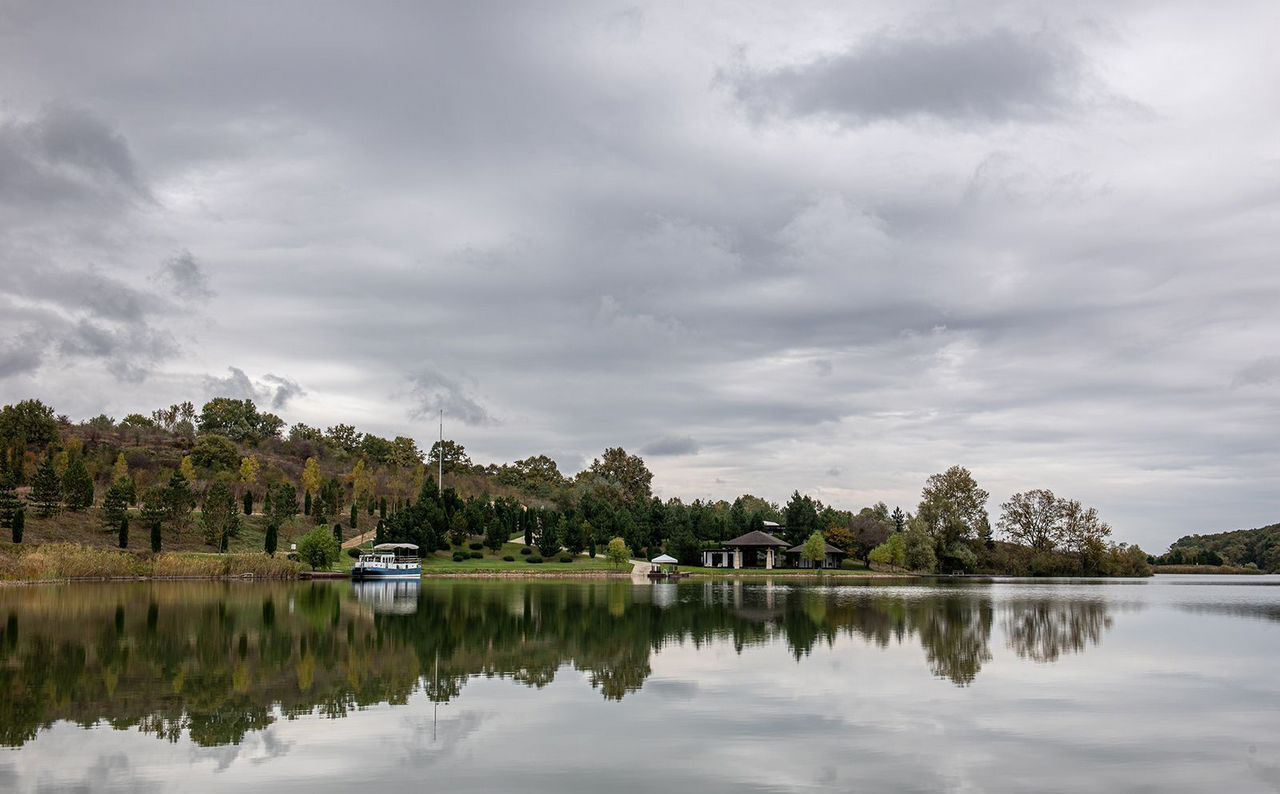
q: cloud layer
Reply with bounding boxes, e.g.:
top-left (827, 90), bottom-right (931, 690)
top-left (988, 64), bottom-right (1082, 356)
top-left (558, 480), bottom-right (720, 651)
top-left (1, 1), bottom-right (1278, 550)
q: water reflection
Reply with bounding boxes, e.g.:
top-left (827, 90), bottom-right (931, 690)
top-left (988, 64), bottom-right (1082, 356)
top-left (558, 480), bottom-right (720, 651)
top-left (0, 579), bottom-right (1121, 748)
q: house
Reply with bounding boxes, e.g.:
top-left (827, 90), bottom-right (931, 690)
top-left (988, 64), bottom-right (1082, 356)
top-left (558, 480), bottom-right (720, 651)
top-left (701, 523), bottom-right (790, 569)
top-left (783, 541), bottom-right (846, 570)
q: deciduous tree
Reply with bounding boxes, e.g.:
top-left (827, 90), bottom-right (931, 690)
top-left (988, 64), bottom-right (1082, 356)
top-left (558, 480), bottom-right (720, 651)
top-left (606, 536), bottom-right (631, 569)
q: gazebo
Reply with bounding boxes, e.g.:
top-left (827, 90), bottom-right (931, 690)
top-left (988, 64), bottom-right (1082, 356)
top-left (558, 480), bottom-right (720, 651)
top-left (649, 553), bottom-right (680, 579)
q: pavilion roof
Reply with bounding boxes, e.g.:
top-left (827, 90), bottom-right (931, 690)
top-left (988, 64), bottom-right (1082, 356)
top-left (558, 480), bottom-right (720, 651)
top-left (724, 530), bottom-right (789, 547)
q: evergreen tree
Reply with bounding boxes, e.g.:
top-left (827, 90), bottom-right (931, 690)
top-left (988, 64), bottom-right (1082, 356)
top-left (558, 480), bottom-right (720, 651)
top-left (150, 519), bottom-right (162, 552)
top-left (141, 485), bottom-right (167, 552)
top-left (31, 458), bottom-right (62, 517)
top-left (892, 506), bottom-right (906, 533)
top-left (243, 490), bottom-right (254, 515)
top-left (333, 522), bottom-right (343, 544)
top-left (374, 519), bottom-right (384, 545)
top-left (304, 490), bottom-right (312, 516)
top-left (12, 507), bottom-right (24, 543)
top-left (586, 520), bottom-right (597, 558)
top-left (264, 520), bottom-right (278, 557)
top-left (350, 502), bottom-right (358, 530)
top-left (62, 457), bottom-right (94, 511)
top-left (379, 496), bottom-right (387, 519)
top-left (101, 481), bottom-right (129, 530)
top-left (0, 475), bottom-right (19, 529)
top-left (118, 515), bottom-right (129, 549)
top-left (536, 516), bottom-right (562, 557)
top-left (483, 517), bottom-right (506, 553)
top-left (563, 517), bottom-right (587, 555)
top-left (164, 470), bottom-right (195, 532)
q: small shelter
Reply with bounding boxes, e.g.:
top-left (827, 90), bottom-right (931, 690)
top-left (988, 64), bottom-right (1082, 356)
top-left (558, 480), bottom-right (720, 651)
top-left (784, 541), bottom-right (847, 570)
top-left (649, 553), bottom-right (681, 579)
top-left (702, 528), bottom-right (790, 569)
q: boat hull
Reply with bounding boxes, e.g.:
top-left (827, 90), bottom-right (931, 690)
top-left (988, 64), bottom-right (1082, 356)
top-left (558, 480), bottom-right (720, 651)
top-left (351, 566), bottom-right (422, 580)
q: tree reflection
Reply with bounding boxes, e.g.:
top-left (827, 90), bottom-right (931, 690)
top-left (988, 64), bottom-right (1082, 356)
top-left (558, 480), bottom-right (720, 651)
top-left (0, 580), bottom-right (1116, 747)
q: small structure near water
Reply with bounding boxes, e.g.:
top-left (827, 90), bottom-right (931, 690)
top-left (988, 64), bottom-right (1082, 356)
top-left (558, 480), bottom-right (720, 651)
top-left (648, 553), bottom-right (687, 580)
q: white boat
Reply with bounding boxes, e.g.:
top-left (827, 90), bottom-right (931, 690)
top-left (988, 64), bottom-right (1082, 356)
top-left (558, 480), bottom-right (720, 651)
top-left (351, 543), bottom-right (422, 580)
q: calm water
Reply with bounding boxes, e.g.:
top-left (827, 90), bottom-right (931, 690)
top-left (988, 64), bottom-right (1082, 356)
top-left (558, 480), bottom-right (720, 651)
top-left (1, 576), bottom-right (1279, 793)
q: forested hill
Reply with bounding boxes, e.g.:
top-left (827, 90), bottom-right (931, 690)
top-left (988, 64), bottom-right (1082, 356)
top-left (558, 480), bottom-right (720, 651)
top-left (1157, 524), bottom-right (1280, 572)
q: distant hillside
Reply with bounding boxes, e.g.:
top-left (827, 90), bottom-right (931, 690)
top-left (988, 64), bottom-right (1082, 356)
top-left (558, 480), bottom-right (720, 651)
top-left (1158, 523), bottom-right (1280, 572)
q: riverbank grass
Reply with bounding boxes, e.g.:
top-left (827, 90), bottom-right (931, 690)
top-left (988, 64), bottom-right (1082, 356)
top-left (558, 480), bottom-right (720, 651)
top-left (0, 542), bottom-right (303, 582)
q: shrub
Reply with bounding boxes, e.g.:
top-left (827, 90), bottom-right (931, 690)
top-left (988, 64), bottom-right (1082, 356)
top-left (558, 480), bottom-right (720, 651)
top-left (297, 527), bottom-right (341, 571)
top-left (502, 555), bottom-right (515, 562)
top-left (469, 550), bottom-right (483, 559)
top-left (520, 546), bottom-right (532, 555)
top-left (451, 551), bottom-right (467, 562)
top-left (468, 541), bottom-right (483, 550)
top-left (558, 554), bottom-right (573, 563)
top-left (840, 559), bottom-right (864, 570)
top-left (346, 547), bottom-right (361, 559)
top-left (526, 555), bottom-right (543, 564)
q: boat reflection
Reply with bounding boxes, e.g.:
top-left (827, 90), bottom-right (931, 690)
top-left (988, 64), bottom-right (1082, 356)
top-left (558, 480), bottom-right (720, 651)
top-left (353, 579), bottom-right (421, 615)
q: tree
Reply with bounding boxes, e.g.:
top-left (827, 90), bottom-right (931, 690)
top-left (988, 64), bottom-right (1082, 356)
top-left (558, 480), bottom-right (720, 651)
top-left (239, 454), bottom-right (260, 486)
top-left (563, 517), bottom-right (587, 555)
top-left (605, 536), bottom-right (631, 569)
top-left (333, 522), bottom-right (344, 545)
top-left (891, 506), bottom-right (906, 533)
top-left (265, 521), bottom-right (278, 557)
top-left (849, 506), bottom-right (893, 561)
top-left (191, 434), bottom-right (239, 471)
top-left (0, 399), bottom-right (59, 448)
top-left (302, 457), bottom-right (322, 501)
top-left (243, 490), bottom-right (254, 515)
top-left (802, 531), bottom-right (827, 567)
top-left (1060, 499), bottom-right (1112, 571)
top-left (11, 507), bottom-right (23, 543)
top-left (298, 526), bottom-right (341, 570)
top-left (917, 466), bottom-right (989, 573)
top-left (118, 514), bottom-right (128, 549)
top-left (101, 481), bottom-right (130, 530)
top-left (112, 452), bottom-right (130, 484)
top-left (31, 458), bottom-right (62, 517)
top-left (62, 457), bottom-right (93, 511)
top-left (324, 423), bottom-right (362, 454)
top-left (165, 470), bottom-right (196, 532)
top-left (0, 476), bottom-right (21, 529)
top-left (998, 489), bottom-right (1064, 552)
top-left (304, 491), bottom-right (313, 516)
top-left (201, 482), bottom-right (241, 548)
top-left (537, 516), bottom-right (562, 557)
top-left (379, 496), bottom-right (387, 519)
top-left (349, 502), bottom-right (358, 530)
top-left (448, 512), bottom-right (468, 547)
top-left (869, 533), bottom-right (907, 568)
top-left (427, 439), bottom-right (472, 473)
top-left (350, 458), bottom-right (374, 508)
top-left (782, 491), bottom-right (820, 546)
top-left (198, 397), bottom-right (282, 444)
top-left (141, 486), bottom-right (167, 552)
top-left (904, 521), bottom-right (938, 572)
top-left (483, 517), bottom-right (506, 553)
top-left (582, 448), bottom-right (652, 506)
top-left (179, 455), bottom-right (197, 483)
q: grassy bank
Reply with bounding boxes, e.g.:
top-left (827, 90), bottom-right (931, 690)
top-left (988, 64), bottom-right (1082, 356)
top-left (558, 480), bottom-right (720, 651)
top-left (0, 542), bottom-right (303, 582)
top-left (1152, 564), bottom-right (1265, 575)
top-left (679, 564), bottom-right (906, 578)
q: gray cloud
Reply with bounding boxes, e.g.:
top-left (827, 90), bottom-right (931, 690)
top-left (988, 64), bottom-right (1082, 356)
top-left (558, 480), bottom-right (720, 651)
top-left (1232, 356), bottom-right (1280, 388)
top-left (203, 366), bottom-right (260, 402)
top-left (731, 29), bottom-right (1080, 125)
top-left (642, 436), bottom-right (701, 457)
top-left (263, 373), bottom-right (305, 409)
top-left (158, 250), bottom-right (214, 300)
top-left (407, 368), bottom-right (493, 426)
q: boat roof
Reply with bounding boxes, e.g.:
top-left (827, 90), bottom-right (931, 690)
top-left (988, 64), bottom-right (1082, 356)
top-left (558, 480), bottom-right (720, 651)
top-left (372, 543), bottom-right (419, 551)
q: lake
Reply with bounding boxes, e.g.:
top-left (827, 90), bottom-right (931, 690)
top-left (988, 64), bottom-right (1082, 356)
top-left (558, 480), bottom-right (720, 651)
top-left (1, 575), bottom-right (1278, 792)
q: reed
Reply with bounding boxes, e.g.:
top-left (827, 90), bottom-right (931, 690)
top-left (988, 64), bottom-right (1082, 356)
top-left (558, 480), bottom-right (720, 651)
top-left (0, 542), bottom-right (303, 582)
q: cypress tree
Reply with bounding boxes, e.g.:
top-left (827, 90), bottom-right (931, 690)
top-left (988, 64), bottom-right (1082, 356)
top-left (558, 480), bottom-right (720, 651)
top-left (150, 517), bottom-right (162, 552)
top-left (243, 490), bottom-right (254, 515)
top-left (31, 458), bottom-right (62, 517)
top-left (375, 519), bottom-right (384, 544)
top-left (12, 508), bottom-right (24, 543)
top-left (333, 522), bottom-right (343, 544)
top-left (304, 490), bottom-right (312, 516)
top-left (366, 498), bottom-right (374, 516)
top-left (350, 502), bottom-right (358, 530)
top-left (118, 515), bottom-right (129, 549)
top-left (220, 528), bottom-right (229, 553)
top-left (265, 521), bottom-right (278, 557)
top-left (379, 496), bottom-right (387, 519)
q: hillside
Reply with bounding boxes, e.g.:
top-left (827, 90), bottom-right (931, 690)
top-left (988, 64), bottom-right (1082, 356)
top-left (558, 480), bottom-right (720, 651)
top-left (1157, 523), bottom-right (1280, 572)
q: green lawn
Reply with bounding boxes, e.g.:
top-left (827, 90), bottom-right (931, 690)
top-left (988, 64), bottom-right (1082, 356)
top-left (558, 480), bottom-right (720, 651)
top-left (418, 541), bottom-right (623, 573)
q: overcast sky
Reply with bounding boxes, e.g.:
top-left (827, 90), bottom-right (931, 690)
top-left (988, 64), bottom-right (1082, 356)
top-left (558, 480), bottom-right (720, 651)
top-left (2, 1), bottom-right (1278, 551)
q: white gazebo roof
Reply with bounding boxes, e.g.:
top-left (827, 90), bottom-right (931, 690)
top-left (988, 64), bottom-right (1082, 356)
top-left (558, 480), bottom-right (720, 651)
top-left (650, 554), bottom-right (679, 564)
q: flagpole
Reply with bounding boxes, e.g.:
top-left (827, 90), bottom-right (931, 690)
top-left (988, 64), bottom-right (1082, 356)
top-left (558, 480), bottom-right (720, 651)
top-left (438, 409), bottom-right (443, 498)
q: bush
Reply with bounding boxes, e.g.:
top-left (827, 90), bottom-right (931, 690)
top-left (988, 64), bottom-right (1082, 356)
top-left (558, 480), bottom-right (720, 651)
top-left (502, 555), bottom-right (515, 562)
top-left (558, 554), bottom-right (573, 563)
top-left (469, 550), bottom-right (483, 559)
top-left (297, 527), bottom-right (341, 571)
top-left (520, 546), bottom-right (532, 555)
top-left (468, 541), bottom-right (483, 550)
top-left (526, 555), bottom-right (543, 564)
top-left (840, 559), bottom-right (864, 570)
top-left (346, 547), bottom-right (361, 559)
top-left (451, 551), bottom-right (467, 562)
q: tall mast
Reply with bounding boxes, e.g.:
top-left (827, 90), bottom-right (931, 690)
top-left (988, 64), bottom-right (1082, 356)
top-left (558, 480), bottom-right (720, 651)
top-left (438, 409), bottom-right (443, 498)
